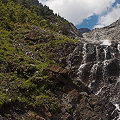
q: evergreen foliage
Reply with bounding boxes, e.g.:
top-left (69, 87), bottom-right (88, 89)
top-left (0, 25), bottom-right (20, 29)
top-left (0, 0), bottom-right (71, 34)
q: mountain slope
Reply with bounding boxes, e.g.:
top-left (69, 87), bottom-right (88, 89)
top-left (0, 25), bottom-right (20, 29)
top-left (0, 0), bottom-right (120, 120)
top-left (0, 0), bottom-right (82, 37)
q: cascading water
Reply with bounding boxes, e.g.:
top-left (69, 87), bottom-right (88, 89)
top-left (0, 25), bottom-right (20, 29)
top-left (82, 43), bottom-right (87, 64)
top-left (72, 42), bottom-right (120, 119)
top-left (104, 46), bottom-right (108, 59)
top-left (77, 63), bottom-right (87, 83)
top-left (96, 46), bottom-right (99, 61)
top-left (88, 62), bottom-right (99, 88)
top-left (118, 44), bottom-right (120, 51)
top-left (114, 104), bottom-right (120, 120)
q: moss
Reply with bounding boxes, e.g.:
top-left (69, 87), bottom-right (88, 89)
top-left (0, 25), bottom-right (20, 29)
top-left (0, 93), bottom-right (10, 108)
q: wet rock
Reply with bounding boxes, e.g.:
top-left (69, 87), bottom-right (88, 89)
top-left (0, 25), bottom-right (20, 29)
top-left (105, 58), bottom-right (119, 77)
top-left (85, 44), bottom-right (96, 62)
top-left (78, 62), bottom-right (93, 85)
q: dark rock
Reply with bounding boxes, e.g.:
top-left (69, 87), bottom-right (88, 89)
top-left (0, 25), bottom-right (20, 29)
top-left (85, 44), bottom-right (96, 62)
top-left (105, 58), bottom-right (119, 77)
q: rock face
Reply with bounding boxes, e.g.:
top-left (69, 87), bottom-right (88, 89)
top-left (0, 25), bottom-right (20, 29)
top-left (83, 18), bottom-right (120, 43)
top-left (66, 41), bottom-right (120, 119)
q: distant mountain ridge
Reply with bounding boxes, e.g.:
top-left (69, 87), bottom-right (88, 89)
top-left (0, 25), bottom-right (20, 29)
top-left (78, 28), bottom-right (91, 34)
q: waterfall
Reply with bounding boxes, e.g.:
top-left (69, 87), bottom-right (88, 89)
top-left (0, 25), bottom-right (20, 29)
top-left (78, 63), bottom-right (86, 73)
top-left (67, 41), bottom-right (120, 119)
top-left (104, 46), bottom-right (108, 59)
top-left (90, 62), bottom-right (99, 74)
top-left (82, 43), bottom-right (87, 64)
top-left (114, 104), bottom-right (120, 120)
top-left (77, 63), bottom-right (87, 82)
top-left (88, 62), bottom-right (99, 88)
top-left (117, 44), bottom-right (120, 52)
top-left (95, 86), bottom-right (105, 95)
top-left (96, 46), bottom-right (99, 61)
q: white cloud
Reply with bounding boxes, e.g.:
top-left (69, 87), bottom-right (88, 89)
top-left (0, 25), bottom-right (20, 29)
top-left (38, 0), bottom-right (115, 25)
top-left (94, 4), bottom-right (120, 28)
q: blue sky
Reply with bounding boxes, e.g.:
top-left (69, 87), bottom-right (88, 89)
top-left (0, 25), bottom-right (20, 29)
top-left (76, 15), bottom-right (98, 30)
top-left (76, 0), bottom-right (120, 29)
top-left (39, 0), bottom-right (120, 30)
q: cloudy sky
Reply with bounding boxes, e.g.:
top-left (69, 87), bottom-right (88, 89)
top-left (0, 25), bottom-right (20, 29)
top-left (38, 0), bottom-right (120, 29)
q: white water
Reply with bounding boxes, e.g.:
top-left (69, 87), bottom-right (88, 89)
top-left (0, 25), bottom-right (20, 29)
top-left (103, 60), bottom-right (110, 66)
top-left (88, 63), bottom-right (99, 88)
top-left (88, 80), bottom-right (95, 88)
top-left (90, 62), bottom-right (99, 74)
top-left (76, 42), bottom-right (120, 119)
top-left (82, 43), bottom-right (87, 64)
top-left (118, 44), bottom-right (120, 51)
top-left (95, 86), bottom-right (105, 95)
top-left (104, 48), bottom-right (107, 59)
top-left (77, 63), bottom-right (86, 75)
top-left (111, 53), bottom-right (116, 58)
top-left (77, 63), bottom-right (87, 83)
top-left (114, 104), bottom-right (120, 120)
top-left (96, 46), bottom-right (99, 61)
top-left (116, 76), bottom-right (120, 86)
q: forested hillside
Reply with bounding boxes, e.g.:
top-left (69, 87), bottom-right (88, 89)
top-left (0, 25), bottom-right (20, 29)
top-left (0, 0), bottom-right (82, 36)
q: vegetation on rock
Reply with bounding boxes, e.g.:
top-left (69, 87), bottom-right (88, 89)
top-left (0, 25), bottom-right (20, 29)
top-left (0, 0), bottom-right (81, 119)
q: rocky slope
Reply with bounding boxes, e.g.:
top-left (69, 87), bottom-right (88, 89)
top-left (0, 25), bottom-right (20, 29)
top-left (0, 0), bottom-right (120, 120)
